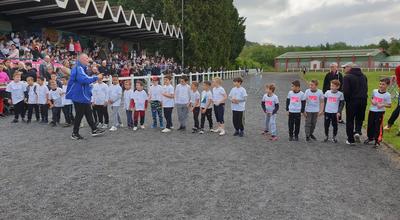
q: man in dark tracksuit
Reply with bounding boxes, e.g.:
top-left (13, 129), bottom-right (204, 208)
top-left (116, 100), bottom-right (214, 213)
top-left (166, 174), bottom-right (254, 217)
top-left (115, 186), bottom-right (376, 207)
top-left (342, 63), bottom-right (368, 145)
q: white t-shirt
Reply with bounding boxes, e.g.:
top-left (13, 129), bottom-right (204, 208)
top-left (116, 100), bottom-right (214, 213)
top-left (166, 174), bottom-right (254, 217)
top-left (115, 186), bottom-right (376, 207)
top-left (108, 84), bottom-right (122, 107)
top-left (49, 88), bottom-right (63, 107)
top-left (92, 83), bottom-right (109, 106)
top-left (190, 90), bottom-right (200, 106)
top-left (175, 84), bottom-right (191, 104)
top-left (62, 85), bottom-right (73, 106)
top-left (287, 91), bottom-right (305, 113)
top-left (212, 86), bottom-right (226, 104)
top-left (262, 93), bottom-right (279, 113)
top-left (149, 84), bottom-right (163, 101)
top-left (324, 90), bottom-right (344, 113)
top-left (27, 84), bottom-right (38, 104)
top-left (36, 84), bottom-right (49, 105)
top-left (229, 87), bottom-right (247, 111)
top-left (370, 89), bottom-right (392, 112)
top-left (68, 43), bottom-right (74, 52)
top-left (304, 89), bottom-right (324, 113)
top-left (6, 81), bottom-right (27, 104)
top-left (123, 89), bottom-right (134, 110)
top-left (162, 84), bottom-right (175, 108)
top-left (133, 90), bottom-right (148, 111)
top-left (200, 90), bottom-right (213, 109)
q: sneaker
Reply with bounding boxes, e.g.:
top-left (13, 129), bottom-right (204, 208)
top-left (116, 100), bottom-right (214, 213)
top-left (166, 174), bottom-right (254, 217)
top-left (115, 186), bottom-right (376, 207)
top-left (373, 142), bottom-right (380, 149)
top-left (92, 129), bottom-right (105, 137)
top-left (71, 133), bottom-right (84, 140)
top-left (199, 129), bottom-right (205, 134)
top-left (262, 131), bottom-right (269, 135)
top-left (289, 136), bottom-right (294, 141)
top-left (162, 128), bottom-right (171, 133)
top-left (346, 140), bottom-right (356, 146)
top-left (383, 125), bottom-right (391, 131)
top-left (219, 129), bottom-right (226, 136)
top-left (21, 118), bottom-right (26, 123)
top-left (97, 123), bottom-right (103, 128)
top-left (238, 130), bottom-right (244, 137)
top-left (140, 125), bottom-right (145, 129)
top-left (354, 133), bottom-right (361, 143)
top-left (151, 124), bottom-right (157, 129)
top-left (177, 126), bottom-right (186, 131)
top-left (192, 128), bottom-right (198, 133)
top-left (310, 134), bottom-right (317, 141)
top-left (332, 137), bottom-right (338, 143)
top-left (101, 124), bottom-right (108, 129)
top-left (11, 119), bottom-right (18, 123)
top-left (119, 124), bottom-right (124, 128)
top-left (27, 119), bottom-right (31, 124)
top-left (270, 136), bottom-right (278, 141)
top-left (211, 128), bottom-right (220, 133)
top-left (306, 137), bottom-right (311, 142)
top-left (133, 127), bottom-right (138, 131)
top-left (294, 136), bottom-right (299, 141)
top-left (40, 120), bottom-right (46, 124)
top-left (233, 130), bottom-right (240, 136)
top-left (63, 123), bottom-right (72, 128)
top-left (323, 136), bottom-right (329, 142)
top-left (109, 126), bottom-right (118, 132)
top-left (170, 126), bottom-right (174, 129)
top-left (364, 139), bottom-right (373, 145)
top-left (50, 122), bottom-right (56, 127)
top-left (338, 120), bottom-right (345, 124)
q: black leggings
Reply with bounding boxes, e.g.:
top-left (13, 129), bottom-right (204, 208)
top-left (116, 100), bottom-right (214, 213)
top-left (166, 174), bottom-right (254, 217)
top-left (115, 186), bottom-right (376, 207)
top-left (163, 107), bottom-right (173, 129)
top-left (13, 101), bottom-right (25, 120)
top-left (193, 107), bottom-right (200, 129)
top-left (27, 104), bottom-right (40, 120)
top-left (73, 102), bottom-right (97, 134)
top-left (93, 105), bottom-right (109, 124)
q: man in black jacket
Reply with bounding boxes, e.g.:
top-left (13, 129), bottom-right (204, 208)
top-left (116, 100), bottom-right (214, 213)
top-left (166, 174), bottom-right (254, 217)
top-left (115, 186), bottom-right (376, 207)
top-left (342, 62), bottom-right (368, 145)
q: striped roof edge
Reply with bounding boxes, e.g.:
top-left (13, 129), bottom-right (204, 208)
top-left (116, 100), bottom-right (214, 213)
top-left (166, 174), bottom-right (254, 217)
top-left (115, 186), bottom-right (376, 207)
top-left (276, 49), bottom-right (383, 59)
top-left (0, 0), bottom-right (182, 39)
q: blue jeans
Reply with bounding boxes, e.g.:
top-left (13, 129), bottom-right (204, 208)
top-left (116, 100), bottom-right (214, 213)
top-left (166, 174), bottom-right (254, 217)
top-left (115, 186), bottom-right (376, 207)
top-left (126, 110), bottom-right (133, 128)
top-left (265, 113), bottom-right (277, 136)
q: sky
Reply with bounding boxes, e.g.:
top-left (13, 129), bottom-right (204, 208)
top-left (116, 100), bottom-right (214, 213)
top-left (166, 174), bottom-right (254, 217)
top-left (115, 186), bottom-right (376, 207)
top-left (233, 0), bottom-right (400, 46)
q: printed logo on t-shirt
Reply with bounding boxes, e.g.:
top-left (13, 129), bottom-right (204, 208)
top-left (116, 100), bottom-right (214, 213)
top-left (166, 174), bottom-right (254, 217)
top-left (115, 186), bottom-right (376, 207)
top-left (328, 97), bottom-right (337, 103)
top-left (291, 97), bottom-right (300, 103)
top-left (373, 97), bottom-right (383, 103)
top-left (265, 101), bottom-right (273, 106)
top-left (308, 95), bottom-right (317, 101)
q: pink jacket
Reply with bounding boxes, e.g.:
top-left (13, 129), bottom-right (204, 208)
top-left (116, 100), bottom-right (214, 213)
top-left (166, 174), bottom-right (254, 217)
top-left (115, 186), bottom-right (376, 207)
top-left (0, 71), bottom-right (10, 90)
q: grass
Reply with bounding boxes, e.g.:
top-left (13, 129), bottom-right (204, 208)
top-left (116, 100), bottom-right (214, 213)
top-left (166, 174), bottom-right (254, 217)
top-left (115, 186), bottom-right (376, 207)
top-left (302, 71), bottom-right (400, 151)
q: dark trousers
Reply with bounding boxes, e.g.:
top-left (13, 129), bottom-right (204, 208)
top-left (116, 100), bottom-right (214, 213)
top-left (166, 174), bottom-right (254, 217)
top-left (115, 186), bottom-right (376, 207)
top-left (27, 104), bottom-right (40, 121)
top-left (324, 113), bottom-right (338, 137)
top-left (232, 110), bottom-right (244, 131)
top-left (288, 112), bottom-right (301, 137)
top-left (163, 107), bottom-right (173, 129)
top-left (39, 104), bottom-right (48, 122)
top-left (201, 108), bottom-right (213, 129)
top-left (51, 107), bottom-right (62, 123)
top-left (134, 110), bottom-right (145, 126)
top-left (13, 101), bottom-right (25, 120)
top-left (214, 104), bottom-right (225, 124)
top-left (367, 111), bottom-right (385, 144)
top-left (73, 102), bottom-right (97, 134)
top-left (193, 107), bottom-right (200, 129)
top-left (126, 110), bottom-right (133, 128)
top-left (62, 104), bottom-right (74, 124)
top-left (387, 99), bottom-right (400, 126)
top-left (93, 105), bottom-right (109, 124)
top-left (92, 106), bottom-right (98, 124)
top-left (346, 99), bottom-right (367, 143)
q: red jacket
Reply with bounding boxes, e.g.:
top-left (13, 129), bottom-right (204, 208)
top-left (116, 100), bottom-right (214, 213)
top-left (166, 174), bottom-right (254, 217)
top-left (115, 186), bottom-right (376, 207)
top-left (396, 65), bottom-right (400, 88)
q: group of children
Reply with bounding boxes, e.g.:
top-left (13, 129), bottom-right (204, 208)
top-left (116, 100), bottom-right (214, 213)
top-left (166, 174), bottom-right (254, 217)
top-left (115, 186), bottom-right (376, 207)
top-left (5, 70), bottom-right (393, 147)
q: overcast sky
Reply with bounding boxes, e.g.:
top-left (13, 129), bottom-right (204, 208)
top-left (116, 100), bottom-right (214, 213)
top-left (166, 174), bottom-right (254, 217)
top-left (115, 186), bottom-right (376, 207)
top-left (233, 0), bottom-right (400, 46)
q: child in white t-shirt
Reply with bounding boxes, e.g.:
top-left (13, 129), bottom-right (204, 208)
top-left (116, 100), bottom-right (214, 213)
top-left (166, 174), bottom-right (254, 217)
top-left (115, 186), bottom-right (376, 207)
top-left (365, 78), bottom-right (392, 148)
top-left (25, 76), bottom-right (40, 123)
top-left (323, 80), bottom-right (344, 143)
top-left (303, 79), bottom-right (324, 141)
top-left (190, 81), bottom-right (201, 133)
top-left (92, 75), bottom-right (109, 129)
top-left (6, 71), bottom-right (27, 123)
top-left (228, 77), bottom-right (247, 137)
top-left (175, 75), bottom-right (191, 130)
top-left (199, 81), bottom-right (213, 134)
top-left (212, 77), bottom-right (227, 136)
top-left (161, 75), bottom-right (175, 133)
top-left (48, 80), bottom-right (64, 127)
top-left (36, 77), bottom-right (49, 123)
top-left (149, 76), bottom-right (163, 128)
top-left (262, 83), bottom-right (279, 141)
top-left (132, 81), bottom-right (148, 131)
top-left (108, 75), bottom-right (122, 131)
top-left (286, 80), bottom-right (305, 141)
top-left (123, 80), bottom-right (134, 129)
top-left (61, 76), bottom-right (74, 127)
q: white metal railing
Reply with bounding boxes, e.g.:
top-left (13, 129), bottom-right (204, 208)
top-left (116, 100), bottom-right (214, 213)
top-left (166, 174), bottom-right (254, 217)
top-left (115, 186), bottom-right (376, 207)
top-left (0, 70), bottom-right (245, 90)
top-left (285, 67), bottom-right (397, 73)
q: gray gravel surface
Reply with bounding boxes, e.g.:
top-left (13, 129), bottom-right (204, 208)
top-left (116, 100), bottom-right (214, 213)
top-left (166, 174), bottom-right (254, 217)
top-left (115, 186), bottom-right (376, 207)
top-left (1, 72), bottom-right (400, 220)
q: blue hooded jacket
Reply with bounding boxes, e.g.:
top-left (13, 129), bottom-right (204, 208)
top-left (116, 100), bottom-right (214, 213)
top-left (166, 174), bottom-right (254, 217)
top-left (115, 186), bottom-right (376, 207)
top-left (66, 61), bottom-right (99, 104)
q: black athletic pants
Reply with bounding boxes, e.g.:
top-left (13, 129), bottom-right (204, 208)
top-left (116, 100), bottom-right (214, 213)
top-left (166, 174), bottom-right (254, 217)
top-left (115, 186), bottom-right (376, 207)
top-left (345, 99), bottom-right (367, 143)
top-left (288, 112), bottom-right (301, 138)
top-left (93, 105), bottom-right (109, 124)
top-left (201, 108), bottom-right (213, 129)
top-left (62, 104), bottom-right (74, 124)
top-left (13, 101), bottom-right (25, 120)
top-left (39, 104), bottom-right (48, 122)
top-left (27, 104), bottom-right (40, 121)
top-left (232, 110), bottom-right (244, 131)
top-left (367, 111), bottom-right (385, 144)
top-left (163, 107), bottom-right (173, 129)
top-left (193, 107), bottom-right (200, 129)
top-left (51, 107), bottom-right (62, 124)
top-left (73, 102), bottom-right (97, 135)
top-left (324, 113), bottom-right (338, 137)
top-left (387, 98), bottom-right (399, 126)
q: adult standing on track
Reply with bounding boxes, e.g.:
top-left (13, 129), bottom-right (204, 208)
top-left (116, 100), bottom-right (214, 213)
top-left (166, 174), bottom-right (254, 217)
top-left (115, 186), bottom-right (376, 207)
top-left (66, 53), bottom-right (105, 140)
top-left (323, 63), bottom-right (344, 123)
top-left (342, 62), bottom-right (368, 145)
top-left (384, 65), bottom-right (400, 135)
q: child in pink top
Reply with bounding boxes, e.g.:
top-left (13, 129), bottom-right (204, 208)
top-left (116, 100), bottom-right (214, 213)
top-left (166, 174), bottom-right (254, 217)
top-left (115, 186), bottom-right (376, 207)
top-left (0, 65), bottom-right (10, 116)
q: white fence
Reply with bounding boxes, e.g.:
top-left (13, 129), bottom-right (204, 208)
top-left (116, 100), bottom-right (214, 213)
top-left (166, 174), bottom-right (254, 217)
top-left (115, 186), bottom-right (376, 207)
top-left (285, 67), bottom-right (397, 73)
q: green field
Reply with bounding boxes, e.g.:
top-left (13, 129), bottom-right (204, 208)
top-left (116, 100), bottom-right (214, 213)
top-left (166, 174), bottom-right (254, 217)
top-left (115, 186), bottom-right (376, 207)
top-left (302, 71), bottom-right (400, 151)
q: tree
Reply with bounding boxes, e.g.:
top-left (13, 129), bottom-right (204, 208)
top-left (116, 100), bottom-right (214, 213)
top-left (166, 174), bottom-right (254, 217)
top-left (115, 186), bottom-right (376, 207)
top-left (379, 39), bottom-right (390, 50)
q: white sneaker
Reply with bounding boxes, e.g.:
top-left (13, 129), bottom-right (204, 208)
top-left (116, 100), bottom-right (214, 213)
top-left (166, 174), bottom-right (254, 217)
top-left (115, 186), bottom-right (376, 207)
top-left (119, 123), bottom-right (124, 128)
top-left (97, 123), bottom-right (103, 128)
top-left (354, 133), bottom-right (361, 143)
top-left (219, 129), bottom-right (226, 136)
top-left (346, 140), bottom-right (356, 146)
top-left (211, 128), bottom-right (220, 133)
top-left (140, 125), bottom-right (145, 129)
top-left (133, 127), bottom-right (138, 131)
top-left (170, 126), bottom-right (174, 129)
top-left (162, 128), bottom-right (171, 133)
top-left (80, 122), bottom-right (84, 128)
top-left (101, 124), bottom-right (108, 129)
top-left (109, 126), bottom-right (118, 132)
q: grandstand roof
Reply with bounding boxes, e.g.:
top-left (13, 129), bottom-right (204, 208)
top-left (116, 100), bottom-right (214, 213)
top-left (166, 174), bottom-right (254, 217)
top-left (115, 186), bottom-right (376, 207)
top-left (0, 0), bottom-right (182, 40)
top-left (382, 56), bottom-right (400, 62)
top-left (276, 49), bottom-right (383, 59)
